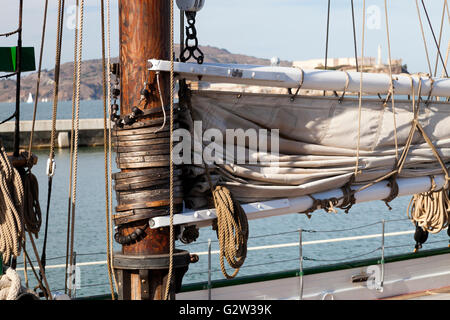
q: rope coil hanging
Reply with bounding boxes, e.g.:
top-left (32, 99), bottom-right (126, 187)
top-left (0, 147), bottom-right (24, 264)
top-left (203, 165), bottom-right (249, 280)
top-left (408, 177), bottom-right (450, 234)
top-left (212, 185), bottom-right (249, 280)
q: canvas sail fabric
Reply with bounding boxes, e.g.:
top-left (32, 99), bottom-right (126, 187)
top-left (183, 90), bottom-right (450, 209)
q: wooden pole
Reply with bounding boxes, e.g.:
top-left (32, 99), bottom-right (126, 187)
top-left (117, 0), bottom-right (173, 300)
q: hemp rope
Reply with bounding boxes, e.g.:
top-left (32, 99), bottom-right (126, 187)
top-left (355, 0), bottom-right (366, 176)
top-left (41, 0), bottom-right (64, 282)
top-left (408, 178), bottom-right (449, 234)
top-left (105, 0), bottom-right (118, 294)
top-left (101, 0), bottom-right (117, 299)
top-left (212, 186), bottom-right (249, 280)
top-left (64, 0), bottom-right (78, 294)
top-left (0, 147), bottom-right (24, 264)
top-left (164, 0), bottom-right (176, 300)
top-left (433, 0), bottom-right (447, 77)
top-left (203, 165), bottom-right (249, 280)
top-left (383, 0), bottom-right (399, 162)
top-left (67, 0), bottom-right (84, 298)
top-left (415, 0), bottom-right (433, 75)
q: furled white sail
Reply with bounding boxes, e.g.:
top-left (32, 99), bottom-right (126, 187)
top-left (182, 90), bottom-right (450, 209)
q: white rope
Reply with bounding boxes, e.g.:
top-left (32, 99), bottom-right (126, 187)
top-left (0, 147), bottom-right (24, 264)
top-left (0, 268), bottom-right (21, 300)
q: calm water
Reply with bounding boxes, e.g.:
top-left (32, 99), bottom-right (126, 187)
top-left (1, 100), bottom-right (449, 298)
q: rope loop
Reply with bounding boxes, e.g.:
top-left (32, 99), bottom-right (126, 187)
top-left (338, 71), bottom-right (350, 104)
top-left (290, 67), bottom-right (305, 102)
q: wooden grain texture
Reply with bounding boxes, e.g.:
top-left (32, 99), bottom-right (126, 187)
top-left (116, 0), bottom-right (178, 300)
top-left (119, 0), bottom-right (170, 113)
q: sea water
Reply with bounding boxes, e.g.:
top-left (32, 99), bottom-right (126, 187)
top-left (1, 100), bottom-right (449, 298)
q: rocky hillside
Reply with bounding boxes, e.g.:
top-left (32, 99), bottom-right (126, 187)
top-left (0, 45), bottom-right (291, 103)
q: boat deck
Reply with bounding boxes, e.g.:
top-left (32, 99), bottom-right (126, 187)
top-left (383, 286), bottom-right (450, 300)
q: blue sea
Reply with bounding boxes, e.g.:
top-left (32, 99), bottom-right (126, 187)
top-left (0, 100), bottom-right (449, 298)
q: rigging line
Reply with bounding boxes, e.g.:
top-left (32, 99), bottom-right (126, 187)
top-left (41, 0), bottom-right (65, 282)
top-left (13, 0), bottom-right (23, 157)
top-left (0, 112), bottom-right (16, 126)
top-left (447, 0), bottom-right (450, 23)
top-left (26, 232), bottom-right (52, 299)
top-left (421, 0), bottom-right (449, 78)
top-left (27, 0), bottom-right (49, 159)
top-left (165, 0), bottom-right (175, 301)
top-left (100, 0), bottom-right (115, 300)
top-left (65, 0), bottom-right (79, 294)
top-left (105, 0), bottom-right (118, 294)
top-left (415, 0), bottom-right (433, 75)
top-left (383, 0), bottom-right (399, 162)
top-left (0, 29), bottom-right (20, 38)
top-left (351, 0), bottom-right (359, 72)
top-left (443, 41), bottom-right (450, 78)
top-left (68, 0), bottom-right (84, 299)
top-left (323, 0), bottom-right (331, 96)
top-left (433, 0), bottom-right (447, 77)
top-left (355, 0), bottom-right (366, 176)
top-left (0, 72), bottom-right (17, 79)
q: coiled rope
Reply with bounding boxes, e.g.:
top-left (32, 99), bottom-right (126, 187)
top-left (0, 147), bottom-right (24, 264)
top-left (212, 186), bottom-right (249, 279)
top-left (0, 268), bottom-right (21, 300)
top-left (22, 169), bottom-right (41, 238)
top-left (408, 178), bottom-right (450, 234)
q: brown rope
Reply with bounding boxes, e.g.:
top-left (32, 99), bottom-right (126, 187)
top-left (22, 170), bottom-right (41, 238)
top-left (204, 165), bottom-right (248, 279)
top-left (212, 185), bottom-right (248, 279)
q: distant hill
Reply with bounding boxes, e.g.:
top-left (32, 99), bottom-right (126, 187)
top-left (0, 45), bottom-right (291, 103)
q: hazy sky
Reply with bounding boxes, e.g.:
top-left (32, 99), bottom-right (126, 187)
top-left (1, 0), bottom-right (449, 75)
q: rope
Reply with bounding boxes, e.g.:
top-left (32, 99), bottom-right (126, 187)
top-left (27, 0), bottom-right (49, 158)
top-left (0, 268), bottom-right (21, 300)
top-left (64, 0), bottom-right (78, 294)
top-left (67, 0), bottom-right (84, 298)
top-left (105, 0), bottom-right (118, 294)
top-left (323, 0), bottom-right (331, 96)
top-left (408, 182), bottom-right (450, 234)
top-left (433, 0), bottom-right (447, 77)
top-left (164, 0), bottom-right (176, 300)
top-left (290, 67), bottom-right (304, 101)
top-left (338, 71), bottom-right (350, 103)
top-left (41, 0), bottom-right (65, 278)
top-left (383, 0), bottom-right (399, 162)
top-left (415, 0), bottom-right (433, 75)
top-left (212, 186), bottom-right (249, 279)
top-left (0, 146), bottom-right (24, 265)
top-left (0, 72), bottom-right (17, 79)
top-left (421, 0), bottom-right (449, 77)
top-left (0, 29), bottom-right (20, 38)
top-left (22, 170), bottom-right (41, 237)
top-left (355, 0), bottom-right (366, 176)
top-left (100, 0), bottom-right (116, 299)
top-left (350, 0), bottom-right (359, 72)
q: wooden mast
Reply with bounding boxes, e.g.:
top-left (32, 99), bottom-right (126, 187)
top-left (116, 0), bottom-right (181, 300)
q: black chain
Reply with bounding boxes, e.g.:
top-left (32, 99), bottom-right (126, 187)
top-left (180, 11), bottom-right (204, 64)
top-left (109, 63), bottom-right (145, 128)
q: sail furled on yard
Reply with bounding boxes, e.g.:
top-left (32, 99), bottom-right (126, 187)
top-left (182, 90), bottom-right (450, 212)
